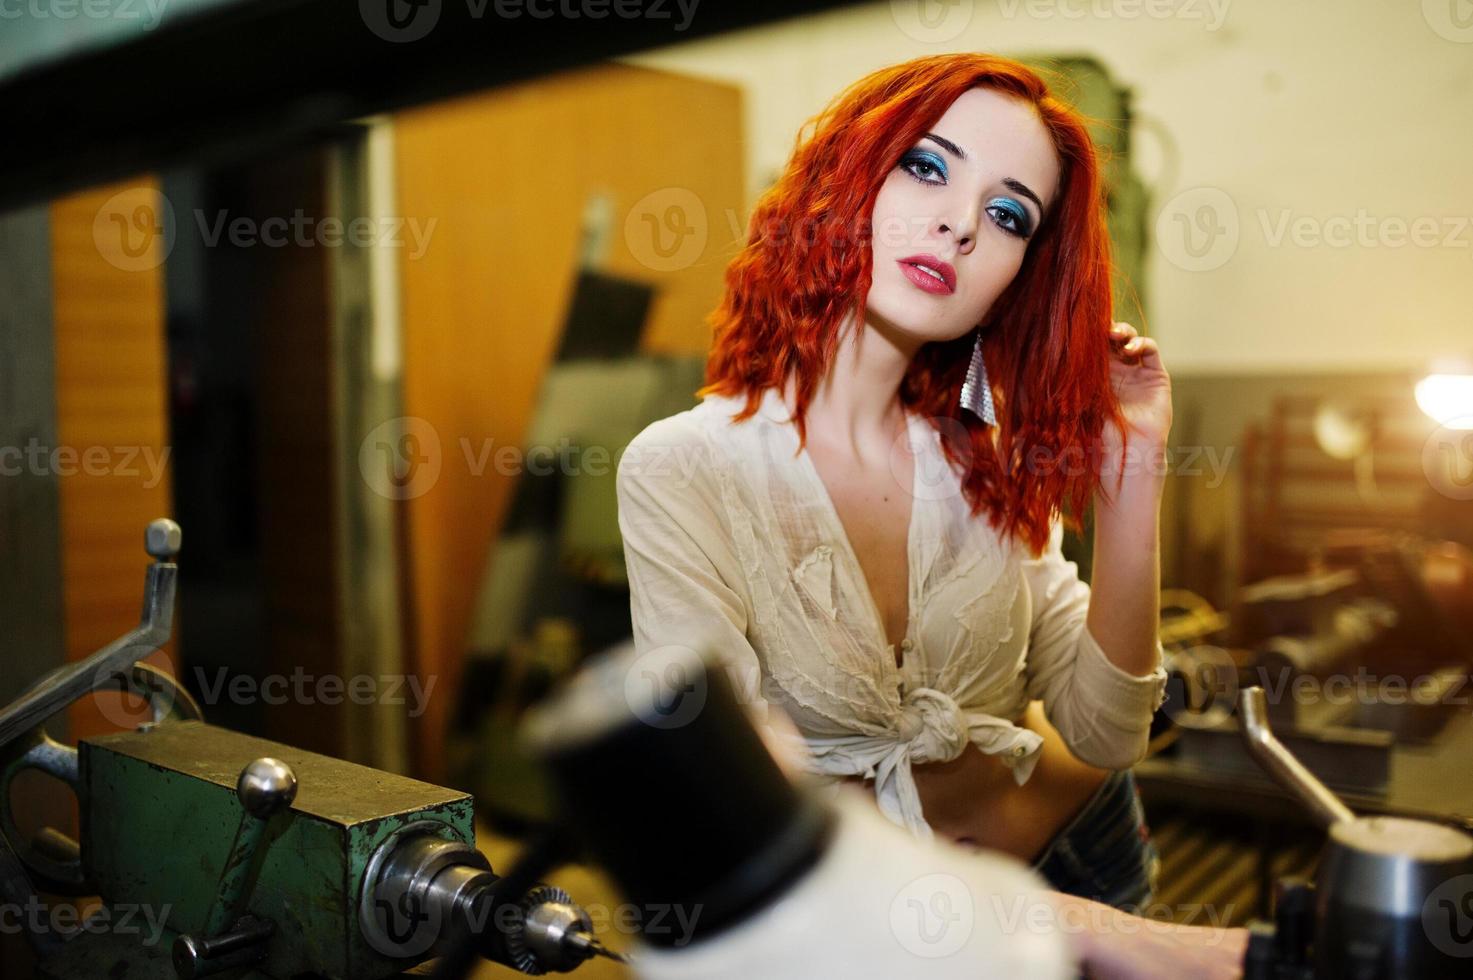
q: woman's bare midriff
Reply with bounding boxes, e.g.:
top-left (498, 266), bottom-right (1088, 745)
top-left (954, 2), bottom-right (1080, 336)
top-left (841, 700), bottom-right (1110, 862)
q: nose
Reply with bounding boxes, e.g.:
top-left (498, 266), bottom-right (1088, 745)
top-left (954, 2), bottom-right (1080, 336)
top-left (937, 194), bottom-right (982, 256)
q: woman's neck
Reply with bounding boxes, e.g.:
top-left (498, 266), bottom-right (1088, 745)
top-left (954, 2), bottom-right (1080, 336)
top-left (781, 317), bottom-right (918, 462)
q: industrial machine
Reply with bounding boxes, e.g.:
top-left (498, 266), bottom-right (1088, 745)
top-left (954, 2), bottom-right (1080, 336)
top-left (1148, 546), bottom-right (1473, 813)
top-left (0, 520), bottom-right (616, 979)
top-left (1238, 686), bottom-right (1473, 978)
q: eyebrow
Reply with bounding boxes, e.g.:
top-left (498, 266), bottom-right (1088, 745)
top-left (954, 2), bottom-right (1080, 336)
top-left (921, 132), bottom-right (1046, 217)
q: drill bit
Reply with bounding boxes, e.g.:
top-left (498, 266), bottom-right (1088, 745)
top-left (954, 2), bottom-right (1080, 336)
top-left (565, 929), bottom-right (632, 965)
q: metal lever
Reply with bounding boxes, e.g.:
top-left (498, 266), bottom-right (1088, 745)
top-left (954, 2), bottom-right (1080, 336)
top-left (173, 757), bottom-right (297, 978)
top-left (1238, 686), bottom-right (1356, 828)
top-left (173, 917), bottom-right (275, 978)
top-left (0, 518), bottom-right (180, 748)
top-left (0, 520), bottom-right (191, 895)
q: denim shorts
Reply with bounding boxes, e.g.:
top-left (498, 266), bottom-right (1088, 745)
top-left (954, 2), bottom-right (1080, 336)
top-left (1029, 768), bottom-right (1159, 911)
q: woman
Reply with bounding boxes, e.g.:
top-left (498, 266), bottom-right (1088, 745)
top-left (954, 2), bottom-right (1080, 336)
top-left (617, 53), bottom-right (1245, 976)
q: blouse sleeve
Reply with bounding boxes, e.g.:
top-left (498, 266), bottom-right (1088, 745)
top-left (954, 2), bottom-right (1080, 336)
top-left (615, 417), bottom-right (773, 725)
top-left (1021, 520), bottom-right (1169, 770)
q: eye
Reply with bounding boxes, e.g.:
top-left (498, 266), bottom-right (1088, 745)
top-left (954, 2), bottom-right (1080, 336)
top-left (987, 198), bottom-right (1034, 240)
top-left (900, 150), bottom-right (947, 185)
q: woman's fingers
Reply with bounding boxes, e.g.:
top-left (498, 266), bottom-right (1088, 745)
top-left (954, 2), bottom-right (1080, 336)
top-left (1109, 324), bottom-right (1164, 370)
top-left (1131, 337), bottom-right (1165, 372)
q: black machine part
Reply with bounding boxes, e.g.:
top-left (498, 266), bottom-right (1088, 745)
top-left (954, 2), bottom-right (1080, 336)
top-left (1238, 687), bottom-right (1473, 978)
top-left (520, 642), bottom-right (835, 948)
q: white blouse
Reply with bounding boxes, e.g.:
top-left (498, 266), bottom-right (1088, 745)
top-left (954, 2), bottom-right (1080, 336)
top-left (615, 386), bottom-right (1169, 842)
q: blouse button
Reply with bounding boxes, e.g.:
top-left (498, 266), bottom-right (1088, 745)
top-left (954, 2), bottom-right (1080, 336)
top-left (1012, 745), bottom-right (1027, 758)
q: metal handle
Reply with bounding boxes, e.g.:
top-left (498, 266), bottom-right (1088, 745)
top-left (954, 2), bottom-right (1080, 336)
top-left (0, 663), bottom-right (201, 894)
top-left (173, 915), bottom-right (275, 978)
top-left (172, 758), bottom-right (296, 980)
top-left (205, 758), bottom-right (297, 935)
top-left (0, 520), bottom-right (190, 893)
top-left (0, 518), bottom-right (181, 748)
top-left (1238, 686), bottom-right (1356, 828)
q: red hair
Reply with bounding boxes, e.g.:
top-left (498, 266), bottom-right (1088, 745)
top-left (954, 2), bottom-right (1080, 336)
top-left (695, 53), bottom-right (1132, 557)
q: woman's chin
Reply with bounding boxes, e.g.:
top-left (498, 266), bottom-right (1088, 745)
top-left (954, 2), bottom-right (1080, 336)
top-left (864, 302), bottom-right (971, 348)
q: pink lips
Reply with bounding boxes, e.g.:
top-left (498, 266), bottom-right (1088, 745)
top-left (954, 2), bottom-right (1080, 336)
top-left (897, 254), bottom-right (956, 295)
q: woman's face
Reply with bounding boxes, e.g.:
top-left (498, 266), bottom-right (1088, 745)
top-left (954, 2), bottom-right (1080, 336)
top-left (864, 87), bottom-right (1061, 347)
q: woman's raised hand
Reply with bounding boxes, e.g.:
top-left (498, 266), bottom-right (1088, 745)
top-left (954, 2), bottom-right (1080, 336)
top-left (1103, 321), bottom-right (1173, 454)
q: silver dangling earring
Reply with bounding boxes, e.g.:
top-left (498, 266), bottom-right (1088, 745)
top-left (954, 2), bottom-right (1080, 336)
top-left (959, 331), bottom-right (996, 426)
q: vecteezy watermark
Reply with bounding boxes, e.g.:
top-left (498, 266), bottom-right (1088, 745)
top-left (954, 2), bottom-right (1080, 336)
top-left (0, 0), bottom-right (169, 29)
top-left (581, 901), bottom-right (701, 945)
top-left (0, 899), bottom-right (172, 947)
top-left (891, 0), bottom-right (1233, 45)
top-left (1157, 187), bottom-right (1473, 272)
top-left (993, 0), bottom-right (1230, 32)
top-left (93, 190), bottom-right (438, 272)
top-left (890, 878), bottom-right (1239, 959)
top-left (192, 210), bottom-right (436, 259)
top-left (366, 887), bottom-right (697, 960)
top-left (889, 0), bottom-right (976, 44)
top-left (189, 668), bottom-right (438, 718)
top-left (1256, 209), bottom-right (1473, 251)
top-left (626, 204), bottom-right (999, 275)
top-left (1422, 873), bottom-right (1473, 958)
top-left (624, 187), bottom-right (709, 274)
top-left (93, 186), bottom-right (177, 273)
top-left (1024, 440), bottom-right (1235, 487)
top-left (0, 440), bottom-right (170, 488)
top-left (623, 645), bottom-right (709, 730)
top-left (1423, 0), bottom-right (1473, 44)
top-left (890, 872), bottom-right (976, 957)
top-left (1151, 643), bottom-right (1233, 722)
top-left (1254, 666), bottom-right (1472, 710)
top-left (358, 415), bottom-right (1231, 505)
top-left (625, 195), bottom-right (1054, 275)
top-left (989, 894), bottom-right (1238, 942)
top-left (359, 0), bottom-right (699, 43)
top-left (1423, 416), bottom-right (1473, 501)
top-left (359, 416), bottom-right (444, 501)
top-left (1155, 187), bottom-right (1241, 272)
top-left (356, 417), bottom-right (710, 500)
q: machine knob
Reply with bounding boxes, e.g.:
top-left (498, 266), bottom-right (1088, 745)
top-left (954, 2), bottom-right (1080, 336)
top-left (237, 758), bottom-right (297, 818)
top-left (145, 518), bottom-right (183, 559)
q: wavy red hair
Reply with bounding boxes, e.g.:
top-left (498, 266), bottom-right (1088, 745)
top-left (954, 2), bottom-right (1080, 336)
top-left (695, 52), bottom-right (1132, 557)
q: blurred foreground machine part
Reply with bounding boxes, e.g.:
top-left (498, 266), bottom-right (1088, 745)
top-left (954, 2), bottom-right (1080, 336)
top-left (517, 642), bottom-right (1075, 980)
top-left (0, 520), bottom-right (605, 978)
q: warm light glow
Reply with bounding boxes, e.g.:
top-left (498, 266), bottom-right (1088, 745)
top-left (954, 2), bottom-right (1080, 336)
top-left (1415, 373), bottom-right (1473, 429)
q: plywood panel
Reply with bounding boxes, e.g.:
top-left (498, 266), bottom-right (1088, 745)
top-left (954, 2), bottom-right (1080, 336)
top-left (50, 179), bottom-right (175, 740)
top-left (395, 63), bottom-right (744, 777)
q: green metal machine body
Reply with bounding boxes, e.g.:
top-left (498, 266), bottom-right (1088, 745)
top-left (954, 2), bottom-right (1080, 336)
top-left (60, 720), bottom-right (474, 979)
